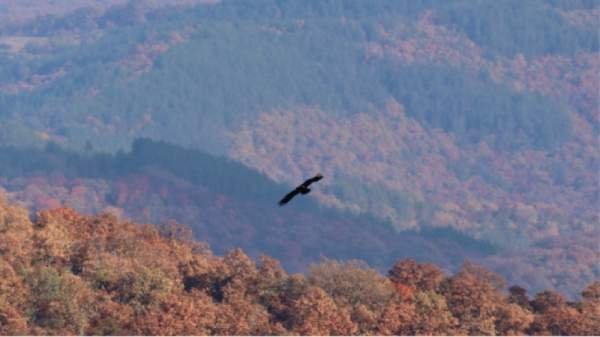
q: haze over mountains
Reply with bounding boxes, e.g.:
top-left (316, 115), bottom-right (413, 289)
top-left (0, 0), bottom-right (598, 301)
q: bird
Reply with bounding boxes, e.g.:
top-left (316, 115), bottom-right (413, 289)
top-left (278, 173), bottom-right (323, 206)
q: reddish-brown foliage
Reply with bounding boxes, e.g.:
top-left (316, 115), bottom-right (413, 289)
top-left (0, 197), bottom-right (597, 335)
top-left (389, 259), bottom-right (445, 292)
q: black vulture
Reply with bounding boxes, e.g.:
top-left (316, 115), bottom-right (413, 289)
top-left (278, 173), bottom-right (323, 206)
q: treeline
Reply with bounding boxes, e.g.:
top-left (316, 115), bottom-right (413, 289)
top-left (0, 198), bottom-right (598, 335)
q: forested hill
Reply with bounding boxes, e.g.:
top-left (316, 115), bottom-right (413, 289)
top-left (0, 139), bottom-right (495, 274)
top-left (0, 0), bottom-right (598, 299)
top-left (0, 0), bottom-right (594, 152)
top-left (0, 198), bottom-right (599, 335)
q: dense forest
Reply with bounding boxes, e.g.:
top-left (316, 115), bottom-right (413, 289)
top-left (0, 0), bottom-right (598, 308)
top-left (0, 198), bottom-right (599, 335)
top-left (0, 0), bottom-right (594, 152)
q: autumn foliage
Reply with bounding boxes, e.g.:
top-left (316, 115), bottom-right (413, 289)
top-left (229, 12), bottom-right (599, 298)
top-left (0, 197), bottom-right (597, 335)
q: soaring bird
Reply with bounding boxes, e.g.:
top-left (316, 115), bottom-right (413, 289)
top-left (278, 173), bottom-right (323, 206)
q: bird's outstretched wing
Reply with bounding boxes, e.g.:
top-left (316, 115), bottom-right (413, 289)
top-left (278, 188), bottom-right (301, 206)
top-left (279, 173), bottom-right (323, 206)
top-left (301, 173), bottom-right (323, 187)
